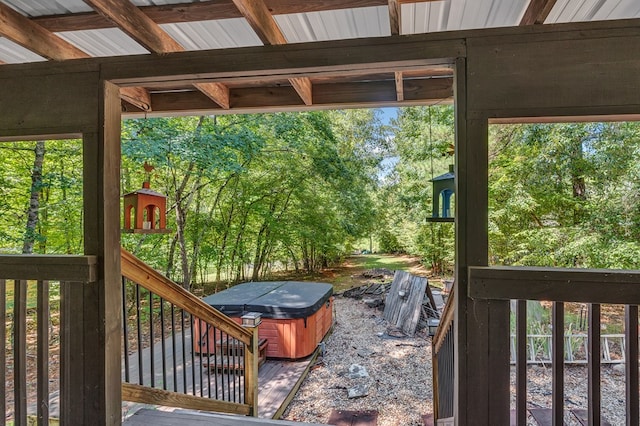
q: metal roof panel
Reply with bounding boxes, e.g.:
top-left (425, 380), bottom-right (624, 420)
top-left (2, 0), bottom-right (92, 17)
top-left (160, 19), bottom-right (263, 50)
top-left (274, 6), bottom-right (390, 43)
top-left (547, 0), bottom-right (640, 23)
top-left (0, 37), bottom-right (46, 63)
top-left (402, 0), bottom-right (529, 33)
top-left (57, 28), bottom-right (149, 57)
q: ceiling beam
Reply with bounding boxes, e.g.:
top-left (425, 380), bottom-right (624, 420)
top-left (231, 0), bottom-right (287, 45)
top-left (231, 0), bottom-right (313, 105)
top-left (0, 2), bottom-right (151, 110)
top-left (520, 0), bottom-right (557, 25)
top-left (388, 0), bottom-right (401, 35)
top-left (82, 0), bottom-right (230, 109)
top-left (194, 82), bottom-right (230, 110)
top-left (133, 77), bottom-right (453, 116)
top-left (394, 71), bottom-right (404, 101)
top-left (83, 0), bottom-right (183, 53)
top-left (0, 2), bottom-right (88, 60)
top-left (35, 1), bottom-right (389, 32)
top-left (120, 86), bottom-right (152, 111)
top-left (35, 0), bottom-right (445, 32)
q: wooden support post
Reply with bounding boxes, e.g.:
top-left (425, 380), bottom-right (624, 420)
top-left (516, 300), bottom-right (527, 426)
top-left (552, 302), bottom-right (564, 425)
top-left (14, 280), bottom-right (27, 425)
top-left (61, 80), bottom-right (122, 425)
top-left (243, 323), bottom-right (260, 416)
top-left (455, 56), bottom-right (510, 425)
top-left (625, 305), bottom-right (639, 426)
top-left (588, 304), bottom-right (601, 426)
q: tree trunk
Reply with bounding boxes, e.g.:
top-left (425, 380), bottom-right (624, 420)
top-left (23, 141), bottom-right (45, 254)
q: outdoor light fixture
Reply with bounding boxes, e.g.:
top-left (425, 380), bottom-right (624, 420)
top-left (241, 312), bottom-right (262, 328)
top-left (427, 318), bottom-right (440, 337)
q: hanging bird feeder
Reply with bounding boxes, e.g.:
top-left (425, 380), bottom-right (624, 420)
top-left (122, 163), bottom-right (170, 233)
top-left (428, 164), bottom-right (455, 222)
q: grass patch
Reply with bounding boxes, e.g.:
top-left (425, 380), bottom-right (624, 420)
top-left (348, 254), bottom-right (419, 271)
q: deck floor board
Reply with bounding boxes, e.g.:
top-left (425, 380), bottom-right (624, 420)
top-left (124, 408), bottom-right (325, 425)
top-left (32, 328), bottom-right (316, 422)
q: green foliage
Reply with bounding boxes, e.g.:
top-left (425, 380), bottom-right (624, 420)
top-left (489, 122), bottom-right (640, 269)
top-left (0, 140), bottom-right (83, 254)
top-left (376, 106), bottom-right (455, 273)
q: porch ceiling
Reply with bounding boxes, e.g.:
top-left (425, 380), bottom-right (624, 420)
top-left (0, 0), bottom-right (638, 115)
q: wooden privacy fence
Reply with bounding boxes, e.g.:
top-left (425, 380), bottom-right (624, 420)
top-left (120, 248), bottom-right (260, 417)
top-left (469, 266), bottom-right (640, 426)
top-left (0, 254), bottom-right (98, 426)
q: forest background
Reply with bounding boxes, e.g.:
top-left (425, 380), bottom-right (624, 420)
top-left (1, 107), bottom-right (639, 292)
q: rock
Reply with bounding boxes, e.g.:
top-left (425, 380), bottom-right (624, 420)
top-left (363, 298), bottom-right (383, 308)
top-left (347, 383), bottom-right (370, 398)
top-left (357, 349), bottom-right (375, 358)
top-left (348, 364), bottom-right (369, 378)
top-left (612, 363), bottom-right (625, 376)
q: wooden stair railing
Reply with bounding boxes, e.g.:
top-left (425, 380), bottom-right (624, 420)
top-left (432, 286), bottom-right (455, 422)
top-left (120, 248), bottom-right (259, 417)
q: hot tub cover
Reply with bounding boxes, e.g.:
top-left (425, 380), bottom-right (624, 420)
top-left (202, 281), bottom-right (333, 319)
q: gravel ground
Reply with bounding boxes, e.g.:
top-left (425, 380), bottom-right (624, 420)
top-left (281, 296), bottom-right (629, 426)
top-left (282, 296), bottom-right (432, 426)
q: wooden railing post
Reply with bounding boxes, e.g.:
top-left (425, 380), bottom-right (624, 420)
top-left (242, 313), bottom-right (261, 417)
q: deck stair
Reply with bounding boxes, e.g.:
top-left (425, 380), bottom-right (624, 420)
top-left (203, 338), bottom-right (269, 373)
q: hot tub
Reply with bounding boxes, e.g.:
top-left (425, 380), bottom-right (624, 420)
top-left (196, 281), bottom-right (333, 359)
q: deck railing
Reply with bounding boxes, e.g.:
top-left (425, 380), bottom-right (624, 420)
top-left (469, 266), bottom-right (640, 426)
top-left (432, 286), bottom-right (455, 422)
top-left (120, 248), bottom-right (259, 417)
top-left (0, 254), bottom-right (98, 425)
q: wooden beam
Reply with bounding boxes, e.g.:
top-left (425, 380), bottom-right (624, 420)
top-left (232, 0), bottom-right (287, 45)
top-left (469, 266), bottom-right (640, 305)
top-left (0, 2), bottom-right (88, 60)
top-left (135, 77), bottom-right (452, 116)
top-left (0, 255), bottom-right (98, 282)
top-left (389, 0), bottom-right (401, 35)
top-left (0, 2), bottom-right (152, 111)
top-left (394, 71), bottom-right (404, 101)
top-left (231, 0), bottom-right (313, 105)
top-left (122, 383), bottom-right (251, 416)
top-left (194, 82), bottom-right (230, 109)
top-left (120, 86), bottom-right (152, 111)
top-left (35, 0), bottom-right (392, 32)
top-left (289, 77), bottom-right (312, 106)
top-left (520, 0), bottom-right (557, 25)
top-left (83, 0), bottom-right (230, 109)
top-left (82, 0), bottom-right (183, 53)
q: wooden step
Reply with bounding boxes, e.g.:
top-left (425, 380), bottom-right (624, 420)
top-left (203, 339), bottom-right (268, 373)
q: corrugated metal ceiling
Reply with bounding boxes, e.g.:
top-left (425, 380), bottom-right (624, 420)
top-left (1, 0), bottom-right (640, 64)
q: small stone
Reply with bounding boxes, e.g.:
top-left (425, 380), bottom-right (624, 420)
top-left (347, 383), bottom-right (369, 398)
top-left (612, 364), bottom-right (625, 376)
top-left (348, 364), bottom-right (369, 378)
top-left (357, 349), bottom-right (375, 358)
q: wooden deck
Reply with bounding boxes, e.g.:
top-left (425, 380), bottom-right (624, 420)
top-left (33, 328), bottom-right (318, 421)
top-left (124, 408), bottom-right (325, 425)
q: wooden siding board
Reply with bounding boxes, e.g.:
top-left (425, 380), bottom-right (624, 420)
top-left (467, 35), bottom-right (640, 117)
top-left (0, 71), bottom-right (99, 137)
